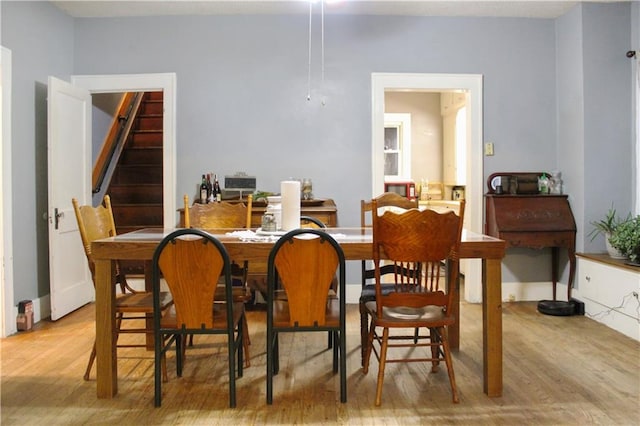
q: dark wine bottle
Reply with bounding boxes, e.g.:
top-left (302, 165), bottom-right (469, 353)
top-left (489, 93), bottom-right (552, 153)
top-left (213, 174), bottom-right (222, 202)
top-left (206, 173), bottom-right (212, 202)
top-left (200, 174), bottom-right (208, 204)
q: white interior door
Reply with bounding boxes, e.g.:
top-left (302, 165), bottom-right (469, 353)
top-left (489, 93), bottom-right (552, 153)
top-left (48, 76), bottom-right (93, 320)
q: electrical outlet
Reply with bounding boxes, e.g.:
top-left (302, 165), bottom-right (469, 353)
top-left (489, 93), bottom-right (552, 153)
top-left (484, 142), bottom-right (494, 156)
top-left (508, 294), bottom-right (515, 302)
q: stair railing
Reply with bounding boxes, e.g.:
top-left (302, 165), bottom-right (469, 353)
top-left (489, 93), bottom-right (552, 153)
top-left (92, 92), bottom-right (144, 200)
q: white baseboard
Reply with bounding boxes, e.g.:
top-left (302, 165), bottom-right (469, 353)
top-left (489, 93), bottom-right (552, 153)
top-left (501, 281), bottom-right (568, 302)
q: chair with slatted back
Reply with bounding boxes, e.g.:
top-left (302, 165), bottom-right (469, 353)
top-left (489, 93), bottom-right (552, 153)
top-left (266, 228), bottom-right (347, 404)
top-left (183, 194), bottom-right (253, 366)
top-left (72, 195), bottom-right (173, 381)
top-left (152, 228), bottom-right (244, 408)
top-left (362, 199), bottom-right (465, 406)
top-left (359, 192), bottom-right (421, 366)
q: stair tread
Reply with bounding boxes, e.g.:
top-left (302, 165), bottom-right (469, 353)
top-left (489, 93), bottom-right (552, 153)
top-left (123, 146), bottom-right (162, 150)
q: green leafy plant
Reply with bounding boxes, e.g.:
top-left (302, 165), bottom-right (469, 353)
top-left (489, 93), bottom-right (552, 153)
top-left (609, 215), bottom-right (640, 263)
top-left (588, 205), bottom-right (627, 241)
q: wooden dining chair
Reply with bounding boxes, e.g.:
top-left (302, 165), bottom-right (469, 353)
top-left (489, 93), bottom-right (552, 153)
top-left (152, 228), bottom-right (244, 408)
top-left (266, 228), bottom-right (347, 404)
top-left (183, 194), bottom-right (253, 366)
top-left (359, 192), bottom-right (421, 366)
top-left (362, 198), bottom-right (465, 406)
top-left (72, 195), bottom-right (173, 381)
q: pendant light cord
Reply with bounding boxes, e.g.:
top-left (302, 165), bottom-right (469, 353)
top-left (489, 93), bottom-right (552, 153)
top-left (307, 0), bottom-right (326, 105)
top-left (321, 0), bottom-right (325, 105)
top-left (307, 1), bottom-right (313, 101)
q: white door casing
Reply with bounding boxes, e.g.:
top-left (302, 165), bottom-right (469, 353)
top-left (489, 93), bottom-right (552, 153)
top-left (70, 73), bottom-right (177, 229)
top-left (1, 46), bottom-right (14, 336)
top-left (48, 76), bottom-right (94, 320)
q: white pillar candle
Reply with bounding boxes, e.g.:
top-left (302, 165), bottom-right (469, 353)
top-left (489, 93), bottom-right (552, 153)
top-left (281, 180), bottom-right (301, 231)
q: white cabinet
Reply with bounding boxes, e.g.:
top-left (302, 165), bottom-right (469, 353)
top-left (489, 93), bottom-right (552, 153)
top-left (577, 255), bottom-right (640, 341)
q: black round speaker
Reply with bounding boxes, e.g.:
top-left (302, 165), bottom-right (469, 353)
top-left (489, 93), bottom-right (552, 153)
top-left (537, 300), bottom-right (576, 316)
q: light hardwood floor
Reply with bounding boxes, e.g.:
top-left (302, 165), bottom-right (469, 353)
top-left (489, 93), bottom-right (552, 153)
top-left (2, 300), bottom-right (639, 425)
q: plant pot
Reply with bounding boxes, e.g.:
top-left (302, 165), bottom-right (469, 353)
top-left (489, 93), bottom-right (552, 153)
top-left (605, 232), bottom-right (627, 259)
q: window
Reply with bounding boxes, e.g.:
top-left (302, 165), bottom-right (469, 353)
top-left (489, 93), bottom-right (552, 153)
top-left (383, 113), bottom-right (411, 179)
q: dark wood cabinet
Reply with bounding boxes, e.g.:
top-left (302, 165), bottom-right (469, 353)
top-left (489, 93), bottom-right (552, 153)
top-left (178, 198), bottom-right (338, 228)
top-left (485, 193), bottom-right (576, 300)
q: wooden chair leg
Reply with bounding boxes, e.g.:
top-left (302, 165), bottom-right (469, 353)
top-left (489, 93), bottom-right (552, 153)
top-left (440, 326), bottom-right (460, 403)
top-left (362, 320), bottom-right (376, 374)
top-left (84, 342), bottom-right (96, 381)
top-left (85, 313), bottom-right (124, 381)
top-left (241, 315), bottom-right (251, 368)
top-left (430, 327), bottom-right (440, 373)
top-left (374, 327), bottom-right (390, 406)
top-left (359, 302), bottom-right (369, 367)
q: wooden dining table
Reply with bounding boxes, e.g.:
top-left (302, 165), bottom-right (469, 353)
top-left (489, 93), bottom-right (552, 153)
top-left (91, 227), bottom-right (505, 399)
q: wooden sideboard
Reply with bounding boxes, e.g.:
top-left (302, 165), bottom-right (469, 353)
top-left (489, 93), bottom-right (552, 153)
top-left (178, 198), bottom-right (338, 228)
top-left (485, 193), bottom-right (577, 301)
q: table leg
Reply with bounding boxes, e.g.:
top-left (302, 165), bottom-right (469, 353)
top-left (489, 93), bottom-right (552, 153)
top-left (95, 259), bottom-right (118, 398)
top-left (482, 258), bottom-right (503, 397)
top-left (144, 260), bottom-right (154, 350)
top-left (449, 259), bottom-right (460, 350)
top-left (552, 246), bottom-right (559, 300)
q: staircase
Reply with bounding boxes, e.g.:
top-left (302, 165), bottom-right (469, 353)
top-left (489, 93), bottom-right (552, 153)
top-left (107, 91), bottom-right (164, 274)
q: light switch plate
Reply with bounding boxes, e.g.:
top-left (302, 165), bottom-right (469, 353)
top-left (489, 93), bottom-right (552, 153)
top-left (484, 142), bottom-right (494, 156)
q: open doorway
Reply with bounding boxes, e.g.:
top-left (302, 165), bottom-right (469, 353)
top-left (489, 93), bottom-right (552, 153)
top-left (371, 73), bottom-right (484, 303)
top-left (71, 73), bottom-right (177, 228)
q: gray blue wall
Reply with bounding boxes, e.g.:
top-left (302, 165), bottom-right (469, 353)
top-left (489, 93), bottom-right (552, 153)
top-left (1, 1), bottom-right (635, 306)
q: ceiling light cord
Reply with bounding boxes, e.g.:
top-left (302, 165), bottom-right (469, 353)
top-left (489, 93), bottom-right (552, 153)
top-left (307, 1), bottom-right (313, 101)
top-left (321, 0), bottom-right (326, 106)
top-left (307, 0), bottom-right (326, 106)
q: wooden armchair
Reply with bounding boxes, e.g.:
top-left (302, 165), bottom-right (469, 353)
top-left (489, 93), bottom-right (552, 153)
top-left (362, 199), bottom-right (465, 405)
top-left (72, 195), bottom-right (173, 381)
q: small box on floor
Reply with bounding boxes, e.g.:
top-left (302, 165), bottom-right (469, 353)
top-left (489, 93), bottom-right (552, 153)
top-left (17, 300), bottom-right (33, 331)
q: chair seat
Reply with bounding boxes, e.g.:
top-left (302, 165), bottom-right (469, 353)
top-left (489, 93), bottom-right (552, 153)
top-left (161, 301), bottom-right (245, 330)
top-left (364, 300), bottom-right (453, 326)
top-left (116, 291), bottom-right (173, 313)
top-left (214, 285), bottom-right (251, 302)
top-left (272, 298), bottom-right (341, 328)
top-left (275, 288), bottom-right (337, 301)
top-left (359, 283), bottom-right (397, 303)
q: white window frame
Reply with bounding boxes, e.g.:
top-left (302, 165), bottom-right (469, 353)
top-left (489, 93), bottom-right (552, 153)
top-left (383, 113), bottom-right (411, 179)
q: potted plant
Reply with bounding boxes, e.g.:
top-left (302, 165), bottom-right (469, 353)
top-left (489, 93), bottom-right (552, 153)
top-left (609, 215), bottom-right (640, 263)
top-left (588, 206), bottom-right (627, 259)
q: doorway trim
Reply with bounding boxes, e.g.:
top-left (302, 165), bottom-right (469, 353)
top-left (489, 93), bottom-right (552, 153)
top-left (1, 46), bottom-right (14, 337)
top-left (371, 72), bottom-right (484, 302)
top-left (70, 73), bottom-right (177, 228)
